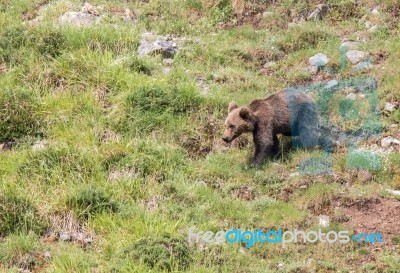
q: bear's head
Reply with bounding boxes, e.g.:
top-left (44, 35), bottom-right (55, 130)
top-left (222, 101), bottom-right (255, 143)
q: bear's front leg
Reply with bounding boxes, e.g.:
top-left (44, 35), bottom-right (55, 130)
top-left (251, 128), bottom-right (276, 166)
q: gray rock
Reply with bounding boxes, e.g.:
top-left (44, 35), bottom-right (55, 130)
top-left (138, 33), bottom-right (178, 57)
top-left (307, 4), bottom-right (328, 21)
top-left (354, 60), bottom-right (372, 71)
top-left (32, 139), bottom-right (48, 151)
top-left (163, 58), bottom-right (174, 65)
top-left (381, 136), bottom-right (400, 148)
top-left (44, 251), bottom-right (51, 258)
top-left (262, 11), bottom-right (273, 18)
top-left (196, 76), bottom-right (210, 95)
top-left (368, 25), bottom-right (379, 32)
top-left (309, 53), bottom-right (329, 66)
top-left (390, 124), bottom-right (398, 128)
top-left (340, 41), bottom-right (360, 50)
top-left (346, 50), bottom-right (368, 64)
top-left (84, 237), bottom-right (94, 244)
top-left (325, 80), bottom-right (338, 89)
top-left (263, 61), bottom-right (276, 68)
top-left (384, 102), bottom-right (396, 112)
top-left (371, 7), bottom-right (380, 15)
top-left (59, 12), bottom-right (102, 27)
top-left (162, 67), bottom-right (171, 75)
top-left (59, 232), bottom-right (71, 241)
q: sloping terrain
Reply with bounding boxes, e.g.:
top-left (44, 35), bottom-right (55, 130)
top-left (0, 0), bottom-right (399, 272)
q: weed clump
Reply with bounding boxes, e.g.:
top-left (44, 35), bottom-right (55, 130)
top-left (0, 89), bottom-right (43, 142)
top-left (66, 189), bottom-right (119, 220)
top-left (0, 194), bottom-right (48, 236)
top-left (276, 26), bottom-right (336, 53)
top-left (123, 235), bottom-right (192, 271)
top-left (18, 148), bottom-right (101, 184)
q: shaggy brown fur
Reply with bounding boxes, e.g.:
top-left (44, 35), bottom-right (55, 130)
top-left (222, 90), bottom-right (319, 166)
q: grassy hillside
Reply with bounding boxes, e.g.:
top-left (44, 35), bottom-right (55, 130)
top-left (0, 0), bottom-right (399, 272)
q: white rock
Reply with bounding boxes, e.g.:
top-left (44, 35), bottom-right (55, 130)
top-left (386, 188), bottom-right (400, 196)
top-left (59, 12), bottom-right (102, 27)
top-left (371, 7), bottom-right (380, 15)
top-left (325, 80), bottom-right (338, 89)
top-left (263, 61), bottom-right (276, 68)
top-left (163, 58), bottom-right (174, 65)
top-left (32, 139), bottom-right (48, 151)
top-left (346, 50), bottom-right (368, 64)
top-left (346, 93), bottom-right (357, 100)
top-left (368, 25), bottom-right (379, 32)
top-left (309, 53), bottom-right (329, 66)
top-left (59, 232), bottom-right (71, 241)
top-left (381, 136), bottom-right (400, 148)
top-left (262, 11), bottom-right (273, 18)
top-left (319, 215), bottom-right (330, 227)
top-left (384, 102), bottom-right (396, 112)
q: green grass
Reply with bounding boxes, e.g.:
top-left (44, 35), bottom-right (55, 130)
top-left (0, 0), bottom-right (399, 272)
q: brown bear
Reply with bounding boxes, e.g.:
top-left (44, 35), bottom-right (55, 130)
top-left (222, 89), bottom-right (320, 166)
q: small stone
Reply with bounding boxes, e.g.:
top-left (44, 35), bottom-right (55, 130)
top-left (32, 139), bottom-right (48, 151)
top-left (346, 50), bottom-right (368, 64)
top-left (44, 251), bottom-right (51, 258)
top-left (84, 237), bottom-right (94, 244)
top-left (309, 53), bottom-right (329, 67)
top-left (381, 136), bottom-right (400, 148)
top-left (386, 188), bottom-right (400, 196)
top-left (197, 180), bottom-right (207, 187)
top-left (289, 172), bottom-right (299, 177)
top-left (263, 61), bottom-right (276, 68)
top-left (340, 41), bottom-right (360, 50)
top-left (384, 102), bottom-right (396, 112)
top-left (262, 11), bottom-right (273, 18)
top-left (162, 67), bottom-right (171, 75)
top-left (368, 25), bottom-right (379, 32)
top-left (81, 3), bottom-right (99, 15)
top-left (0, 63), bottom-right (7, 73)
top-left (59, 232), bottom-right (71, 241)
top-left (371, 7), bottom-right (380, 15)
top-left (307, 4), bottom-right (328, 21)
top-left (346, 93), bottom-right (357, 100)
top-left (390, 124), bottom-right (398, 128)
top-left (319, 215), bottom-right (330, 227)
top-left (354, 60), bottom-right (372, 71)
top-left (162, 58), bottom-right (174, 65)
top-left (325, 80), bottom-right (338, 89)
top-left (300, 185), bottom-right (307, 189)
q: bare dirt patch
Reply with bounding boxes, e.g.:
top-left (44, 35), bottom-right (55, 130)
top-left (340, 197), bottom-right (400, 244)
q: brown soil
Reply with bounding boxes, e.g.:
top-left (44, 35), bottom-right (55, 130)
top-left (340, 197), bottom-right (400, 244)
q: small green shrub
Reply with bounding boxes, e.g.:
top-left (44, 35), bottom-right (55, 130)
top-left (123, 235), bottom-right (192, 271)
top-left (0, 25), bottom-right (29, 62)
top-left (18, 148), bottom-right (101, 184)
top-left (33, 28), bottom-right (66, 58)
top-left (66, 189), bottom-right (119, 220)
top-left (0, 89), bottom-right (43, 142)
top-left (0, 194), bottom-right (48, 236)
top-left (276, 26), bottom-right (336, 53)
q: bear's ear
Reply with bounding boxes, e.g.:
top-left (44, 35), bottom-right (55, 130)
top-left (228, 101), bottom-right (238, 113)
top-left (239, 107), bottom-right (252, 121)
